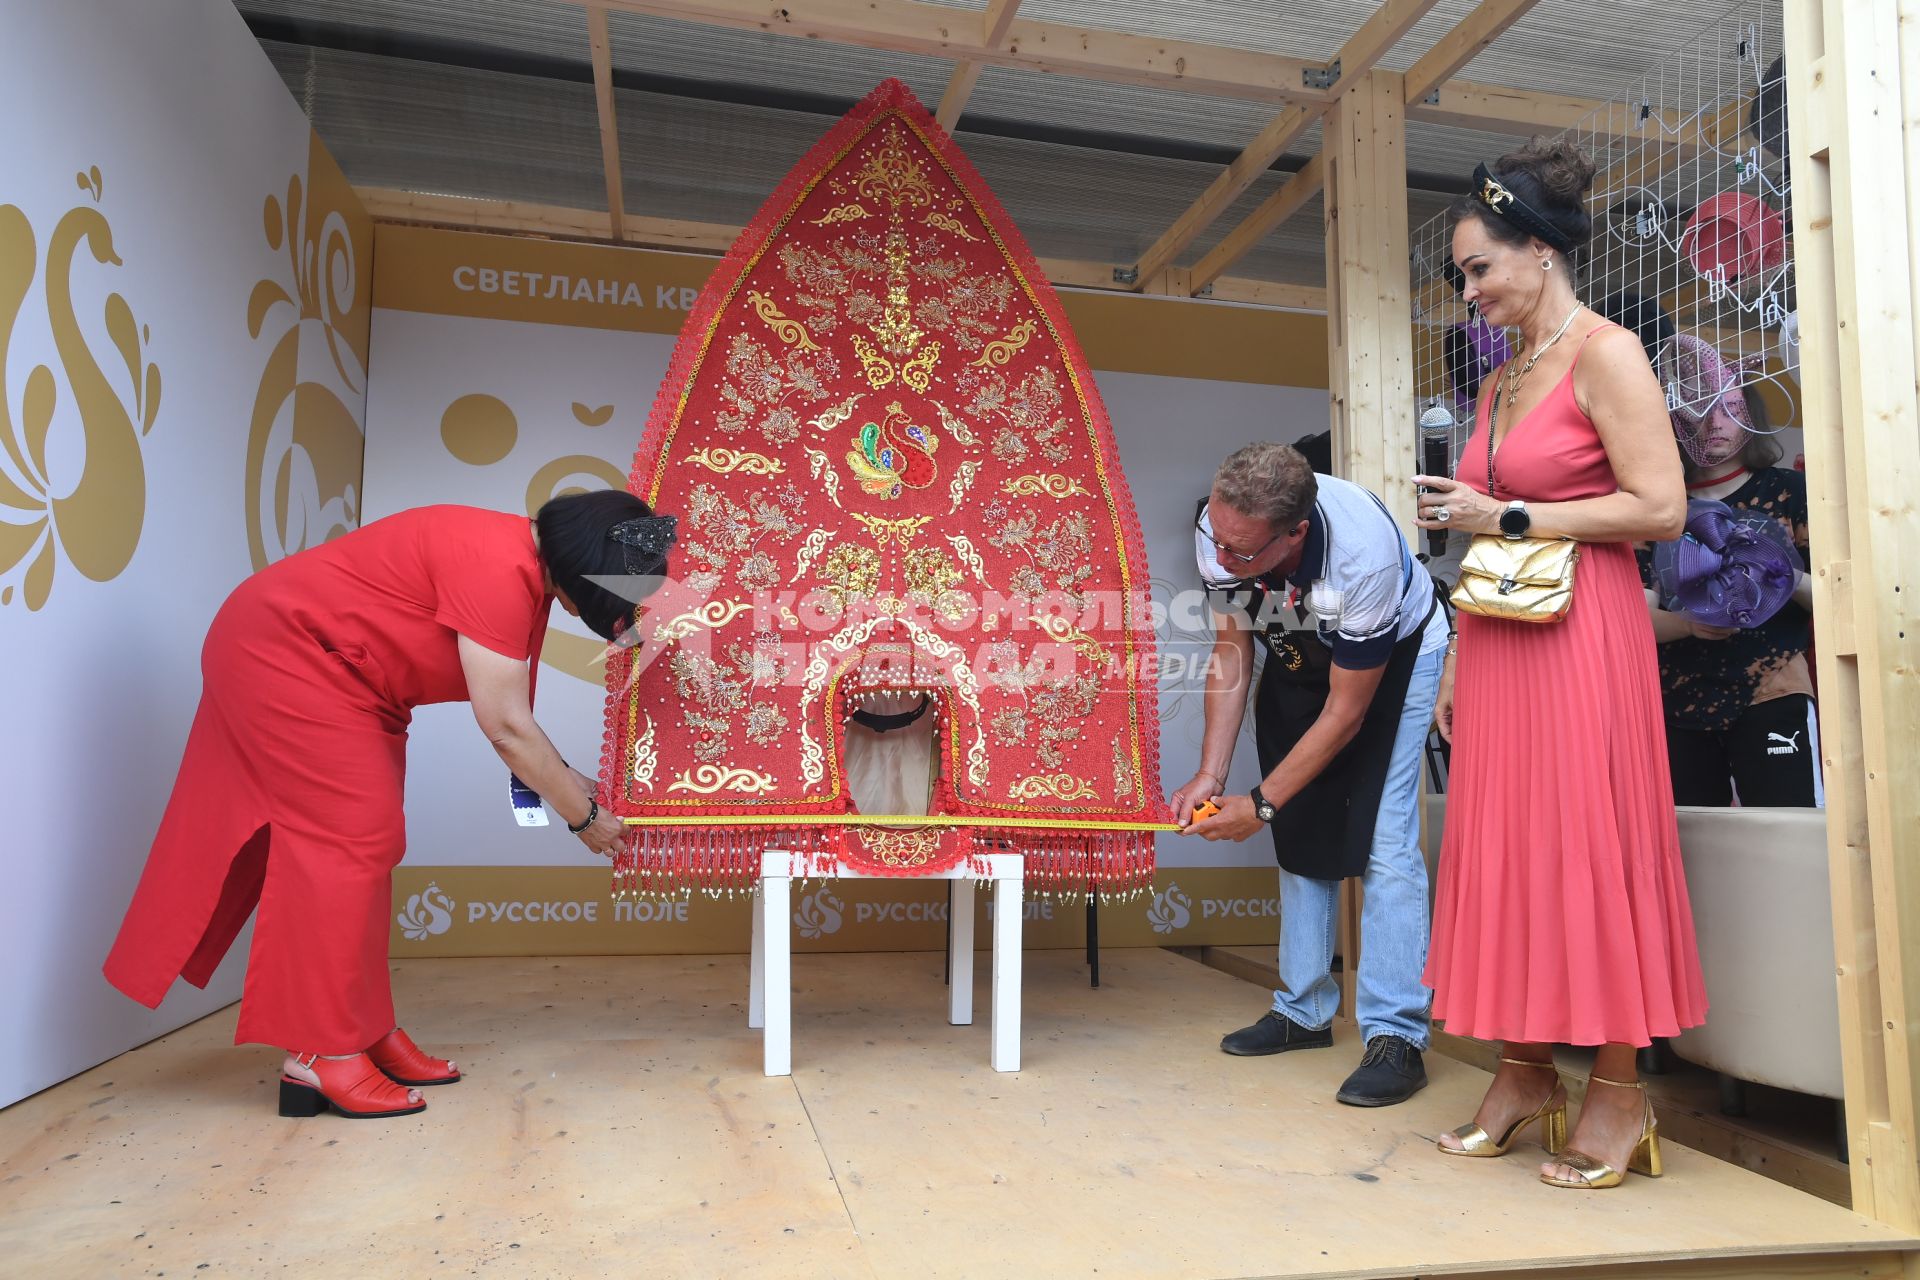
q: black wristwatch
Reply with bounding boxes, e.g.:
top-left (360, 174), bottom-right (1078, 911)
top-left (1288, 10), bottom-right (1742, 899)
top-left (1250, 785), bottom-right (1278, 824)
top-left (1498, 499), bottom-right (1531, 540)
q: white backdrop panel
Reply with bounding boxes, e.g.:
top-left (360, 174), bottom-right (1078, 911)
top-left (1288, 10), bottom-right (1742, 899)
top-left (0, 0), bottom-right (328, 1105)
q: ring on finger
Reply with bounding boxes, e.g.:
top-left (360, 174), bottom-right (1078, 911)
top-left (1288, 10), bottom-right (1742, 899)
top-left (1434, 507), bottom-right (1452, 523)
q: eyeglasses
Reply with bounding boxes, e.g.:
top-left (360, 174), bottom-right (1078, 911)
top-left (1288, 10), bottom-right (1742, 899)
top-left (1195, 505), bottom-right (1291, 565)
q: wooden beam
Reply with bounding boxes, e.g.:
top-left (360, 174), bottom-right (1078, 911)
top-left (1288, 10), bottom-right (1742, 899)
top-left (1403, 0), bottom-right (1541, 105)
top-left (934, 0), bottom-right (1020, 131)
top-left (1128, 0), bottom-right (1439, 291)
top-left (1438, 1256), bottom-right (1913, 1280)
top-left (1322, 0), bottom-right (1447, 101)
top-left (1410, 79), bottom-right (1727, 158)
top-left (585, 6), bottom-right (626, 239)
top-left (1198, 6), bottom-right (1559, 301)
top-left (933, 64), bottom-right (984, 132)
top-left (558, 0), bottom-right (1330, 106)
top-left (1201, 277), bottom-right (1326, 311)
top-left (1188, 153), bottom-right (1324, 293)
top-left (1323, 69), bottom-right (1415, 526)
top-left (1784, 0), bottom-right (1920, 1233)
top-left (980, 0), bottom-right (1020, 49)
top-left (552, 0), bottom-right (1698, 143)
top-left (351, 186), bottom-right (1329, 311)
top-left (1412, 79), bottom-right (1599, 134)
top-left (1128, 107), bottom-right (1317, 289)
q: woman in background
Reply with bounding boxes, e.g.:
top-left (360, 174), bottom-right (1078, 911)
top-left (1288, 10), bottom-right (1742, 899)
top-left (1641, 369), bottom-right (1819, 807)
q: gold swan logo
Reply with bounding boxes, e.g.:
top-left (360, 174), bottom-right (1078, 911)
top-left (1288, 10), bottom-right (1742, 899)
top-left (244, 170), bottom-right (368, 570)
top-left (0, 168), bottom-right (161, 610)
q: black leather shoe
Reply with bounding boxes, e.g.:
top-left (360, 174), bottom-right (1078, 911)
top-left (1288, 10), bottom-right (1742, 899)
top-left (1220, 1011), bottom-right (1334, 1057)
top-left (1336, 1034), bottom-right (1428, 1107)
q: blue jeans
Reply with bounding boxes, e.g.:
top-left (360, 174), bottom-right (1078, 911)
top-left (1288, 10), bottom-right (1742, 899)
top-left (1270, 644), bottom-right (1444, 1049)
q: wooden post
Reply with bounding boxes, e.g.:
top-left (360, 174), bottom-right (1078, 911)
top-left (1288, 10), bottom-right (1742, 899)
top-left (1785, 0), bottom-right (1920, 1231)
top-left (1320, 70), bottom-right (1417, 1019)
top-left (1322, 70), bottom-right (1416, 527)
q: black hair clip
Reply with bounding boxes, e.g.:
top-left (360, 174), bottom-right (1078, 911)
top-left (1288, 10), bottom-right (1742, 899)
top-left (1470, 162), bottom-right (1576, 256)
top-left (608, 514), bottom-right (678, 572)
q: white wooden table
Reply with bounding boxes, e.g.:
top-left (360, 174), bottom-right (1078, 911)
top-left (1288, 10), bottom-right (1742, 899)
top-left (748, 850), bottom-right (1024, 1076)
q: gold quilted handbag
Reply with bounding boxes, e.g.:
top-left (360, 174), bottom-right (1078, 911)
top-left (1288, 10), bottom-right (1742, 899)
top-left (1451, 534), bottom-right (1579, 623)
top-left (1450, 360), bottom-right (1580, 624)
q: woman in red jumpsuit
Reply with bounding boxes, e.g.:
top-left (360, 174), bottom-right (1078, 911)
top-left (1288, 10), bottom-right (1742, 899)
top-left (104, 492), bottom-right (675, 1119)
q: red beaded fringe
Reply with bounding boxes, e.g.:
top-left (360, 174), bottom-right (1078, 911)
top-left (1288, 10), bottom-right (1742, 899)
top-left (610, 827), bottom-right (1157, 902)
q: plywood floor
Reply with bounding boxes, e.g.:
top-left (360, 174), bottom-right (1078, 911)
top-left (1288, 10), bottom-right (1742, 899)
top-left (1, 949), bottom-right (1909, 1280)
top-left (1199, 943), bottom-right (1857, 1209)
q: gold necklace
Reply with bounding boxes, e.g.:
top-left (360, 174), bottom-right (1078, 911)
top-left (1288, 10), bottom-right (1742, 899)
top-left (1501, 302), bottom-right (1583, 413)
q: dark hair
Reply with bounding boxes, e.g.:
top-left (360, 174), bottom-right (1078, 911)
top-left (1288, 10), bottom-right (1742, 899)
top-left (1596, 290), bottom-right (1678, 364)
top-left (1679, 386), bottom-right (1783, 480)
top-left (535, 489), bottom-right (669, 642)
top-left (1448, 137), bottom-right (1598, 266)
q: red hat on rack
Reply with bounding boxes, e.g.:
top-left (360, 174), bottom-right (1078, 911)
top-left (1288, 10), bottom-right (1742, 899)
top-left (1680, 192), bottom-right (1788, 283)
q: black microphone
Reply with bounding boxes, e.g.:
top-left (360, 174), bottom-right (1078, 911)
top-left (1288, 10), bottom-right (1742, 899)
top-left (1418, 403), bottom-right (1456, 560)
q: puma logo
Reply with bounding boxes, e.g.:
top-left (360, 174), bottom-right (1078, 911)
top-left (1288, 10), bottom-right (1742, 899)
top-left (1766, 730), bottom-right (1803, 756)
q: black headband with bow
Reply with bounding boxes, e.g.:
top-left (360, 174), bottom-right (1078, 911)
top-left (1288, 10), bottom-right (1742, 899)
top-left (1471, 162), bottom-right (1577, 257)
top-left (608, 514), bottom-right (678, 572)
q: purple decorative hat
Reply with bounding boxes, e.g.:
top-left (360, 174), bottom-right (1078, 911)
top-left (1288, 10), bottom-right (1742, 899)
top-left (1653, 498), bottom-right (1800, 629)
top-left (1661, 333), bottom-right (1763, 427)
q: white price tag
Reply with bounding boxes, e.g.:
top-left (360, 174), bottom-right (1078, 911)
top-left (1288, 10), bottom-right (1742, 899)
top-left (508, 773), bottom-right (549, 827)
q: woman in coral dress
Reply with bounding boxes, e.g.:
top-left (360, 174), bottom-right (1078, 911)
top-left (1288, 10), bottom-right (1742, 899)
top-left (104, 493), bottom-right (674, 1119)
top-left (1413, 140), bottom-right (1707, 1190)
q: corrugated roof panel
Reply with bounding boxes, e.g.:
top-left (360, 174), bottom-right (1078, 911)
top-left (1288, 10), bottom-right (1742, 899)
top-left (604, 9), bottom-right (956, 105)
top-left (963, 63), bottom-right (1279, 151)
top-left (244, 0), bottom-right (588, 59)
top-left (247, 0), bottom-right (1785, 295)
top-left (264, 40), bottom-right (608, 209)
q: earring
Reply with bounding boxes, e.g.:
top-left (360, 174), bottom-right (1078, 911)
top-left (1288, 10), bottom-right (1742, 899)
top-left (1541, 257), bottom-right (1555, 272)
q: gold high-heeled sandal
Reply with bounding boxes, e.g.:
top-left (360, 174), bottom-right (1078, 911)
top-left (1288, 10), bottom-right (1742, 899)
top-left (1439, 1056), bottom-right (1569, 1158)
top-left (1540, 1073), bottom-right (1664, 1189)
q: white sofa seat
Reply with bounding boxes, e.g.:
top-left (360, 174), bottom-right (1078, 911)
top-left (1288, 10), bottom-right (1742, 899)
top-left (1669, 805), bottom-right (1843, 1100)
top-left (1421, 796), bottom-right (1842, 1101)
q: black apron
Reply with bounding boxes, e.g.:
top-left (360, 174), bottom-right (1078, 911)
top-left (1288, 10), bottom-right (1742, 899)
top-left (1228, 576), bottom-right (1438, 882)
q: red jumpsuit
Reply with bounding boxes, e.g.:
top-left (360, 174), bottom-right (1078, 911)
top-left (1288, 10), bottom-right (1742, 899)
top-left (104, 506), bottom-right (551, 1052)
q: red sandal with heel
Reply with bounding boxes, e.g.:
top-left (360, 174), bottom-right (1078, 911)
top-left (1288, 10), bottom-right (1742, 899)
top-left (366, 1027), bottom-right (461, 1086)
top-left (278, 1052), bottom-right (426, 1118)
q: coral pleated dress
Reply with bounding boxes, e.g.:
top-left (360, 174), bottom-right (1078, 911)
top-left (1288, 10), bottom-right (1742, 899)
top-left (1424, 327), bottom-right (1709, 1046)
top-left (104, 506), bottom-right (550, 1052)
